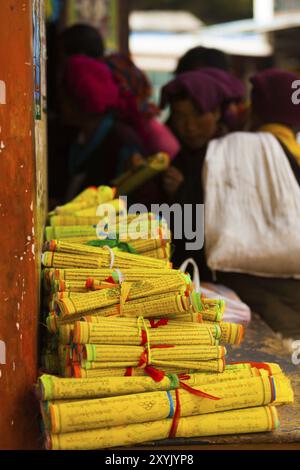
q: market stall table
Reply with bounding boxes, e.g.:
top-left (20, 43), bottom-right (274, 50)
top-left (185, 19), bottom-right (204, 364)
top-left (125, 313), bottom-right (300, 450)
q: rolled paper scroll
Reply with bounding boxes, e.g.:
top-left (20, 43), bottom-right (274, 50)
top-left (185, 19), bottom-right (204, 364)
top-left (45, 218), bottom-right (170, 242)
top-left (47, 406), bottom-right (279, 450)
top-left (61, 320), bottom-right (216, 346)
top-left (68, 362), bottom-right (280, 380)
top-left (48, 238), bottom-right (171, 259)
top-left (55, 186), bottom-right (115, 215)
top-left (42, 247), bottom-right (171, 270)
top-left (70, 319), bottom-right (243, 347)
top-left (113, 152), bottom-right (170, 196)
top-left (46, 374), bottom-right (292, 434)
top-left (70, 365), bottom-right (192, 379)
top-left (44, 267), bottom-right (180, 290)
top-left (38, 364), bottom-right (285, 401)
top-left (75, 343), bottom-right (226, 369)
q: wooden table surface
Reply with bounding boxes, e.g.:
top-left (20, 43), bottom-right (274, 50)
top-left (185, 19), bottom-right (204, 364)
top-left (130, 314), bottom-right (300, 450)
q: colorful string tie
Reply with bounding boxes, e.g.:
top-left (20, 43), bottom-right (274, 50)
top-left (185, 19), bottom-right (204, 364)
top-left (168, 377), bottom-right (221, 439)
top-left (123, 320), bottom-right (170, 377)
top-left (230, 361), bottom-right (272, 375)
top-left (136, 317), bottom-right (222, 402)
top-left (137, 316), bottom-right (172, 382)
top-left (103, 245), bottom-right (115, 269)
top-left (85, 278), bottom-right (116, 290)
top-left (114, 269), bottom-right (124, 284)
top-left (85, 276), bottom-right (131, 316)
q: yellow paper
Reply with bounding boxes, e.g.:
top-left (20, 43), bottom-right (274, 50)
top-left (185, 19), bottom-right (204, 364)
top-left (38, 366), bottom-right (273, 401)
top-left (48, 406), bottom-right (279, 449)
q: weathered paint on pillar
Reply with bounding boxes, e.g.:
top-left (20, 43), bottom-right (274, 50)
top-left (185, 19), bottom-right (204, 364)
top-left (0, 0), bottom-right (47, 449)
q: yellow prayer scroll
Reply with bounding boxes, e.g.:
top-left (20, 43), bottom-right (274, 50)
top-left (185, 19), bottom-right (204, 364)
top-left (78, 343), bottom-right (226, 369)
top-left (68, 365), bottom-right (190, 379)
top-left (47, 374), bottom-right (289, 434)
top-left (61, 319), bottom-right (243, 347)
top-left (114, 152), bottom-right (170, 196)
top-left (47, 406), bottom-right (279, 449)
top-left (44, 267), bottom-right (180, 288)
top-left (38, 365), bottom-right (282, 401)
top-left (54, 186), bottom-right (115, 215)
top-left (67, 362), bottom-right (283, 379)
top-left (59, 320), bottom-right (217, 346)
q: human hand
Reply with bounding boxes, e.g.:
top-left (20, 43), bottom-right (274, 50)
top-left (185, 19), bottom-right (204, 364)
top-left (163, 166), bottom-right (184, 197)
top-left (129, 153), bottom-right (146, 171)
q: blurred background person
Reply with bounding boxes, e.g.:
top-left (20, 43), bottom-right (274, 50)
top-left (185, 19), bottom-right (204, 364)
top-left (48, 24), bottom-right (106, 208)
top-left (61, 54), bottom-right (147, 200)
top-left (60, 23), bottom-right (105, 60)
top-left (213, 68), bottom-right (300, 338)
top-left (250, 68), bottom-right (300, 184)
top-left (160, 68), bottom-right (246, 278)
top-left (105, 52), bottom-right (180, 171)
top-left (175, 46), bottom-right (230, 75)
top-left (174, 46), bottom-right (249, 132)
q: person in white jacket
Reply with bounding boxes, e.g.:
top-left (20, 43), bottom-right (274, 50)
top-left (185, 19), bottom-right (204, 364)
top-left (204, 68), bottom-right (300, 339)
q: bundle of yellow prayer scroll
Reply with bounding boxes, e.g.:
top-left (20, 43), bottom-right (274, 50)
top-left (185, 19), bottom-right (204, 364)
top-left (46, 185), bottom-right (172, 261)
top-left (38, 186), bottom-right (294, 449)
top-left (37, 362), bottom-right (293, 450)
top-left (43, 269), bottom-right (235, 378)
top-left (56, 316), bottom-right (244, 378)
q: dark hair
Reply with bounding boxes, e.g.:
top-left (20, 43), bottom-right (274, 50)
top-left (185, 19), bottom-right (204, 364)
top-left (175, 46), bottom-right (229, 75)
top-left (61, 23), bottom-right (104, 58)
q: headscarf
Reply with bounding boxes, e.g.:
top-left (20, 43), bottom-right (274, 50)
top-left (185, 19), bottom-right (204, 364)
top-left (63, 54), bottom-right (122, 114)
top-left (63, 54), bottom-right (154, 152)
top-left (105, 52), bottom-right (159, 119)
top-left (161, 68), bottom-right (245, 114)
top-left (251, 68), bottom-right (300, 127)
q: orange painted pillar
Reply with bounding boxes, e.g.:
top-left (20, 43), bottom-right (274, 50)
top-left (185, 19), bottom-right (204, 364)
top-left (0, 0), bottom-right (47, 449)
